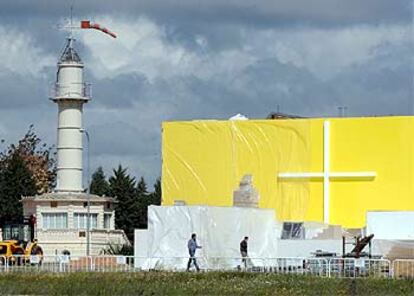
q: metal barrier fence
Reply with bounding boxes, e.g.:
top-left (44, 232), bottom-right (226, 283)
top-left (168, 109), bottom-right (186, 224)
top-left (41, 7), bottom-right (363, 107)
top-left (393, 259), bottom-right (414, 279)
top-left (0, 255), bottom-right (93, 273)
top-left (0, 255), bottom-right (410, 279)
top-left (328, 258), bottom-right (390, 278)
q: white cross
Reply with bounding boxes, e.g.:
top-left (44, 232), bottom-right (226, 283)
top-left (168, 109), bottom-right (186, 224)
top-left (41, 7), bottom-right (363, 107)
top-left (278, 120), bottom-right (376, 224)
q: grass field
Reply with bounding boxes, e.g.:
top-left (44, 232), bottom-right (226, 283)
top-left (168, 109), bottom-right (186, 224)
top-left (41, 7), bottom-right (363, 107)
top-left (0, 272), bottom-right (412, 295)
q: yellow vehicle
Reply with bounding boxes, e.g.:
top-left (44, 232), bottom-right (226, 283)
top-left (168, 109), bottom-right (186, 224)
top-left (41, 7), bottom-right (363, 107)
top-left (0, 220), bottom-right (43, 265)
top-left (0, 240), bottom-right (43, 265)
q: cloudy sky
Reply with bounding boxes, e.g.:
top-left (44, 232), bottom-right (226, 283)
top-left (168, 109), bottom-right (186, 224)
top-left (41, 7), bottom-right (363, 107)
top-left (0, 0), bottom-right (412, 186)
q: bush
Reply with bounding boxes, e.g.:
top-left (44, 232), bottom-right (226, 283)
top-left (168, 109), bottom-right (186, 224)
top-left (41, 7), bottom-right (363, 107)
top-left (102, 243), bottom-right (134, 255)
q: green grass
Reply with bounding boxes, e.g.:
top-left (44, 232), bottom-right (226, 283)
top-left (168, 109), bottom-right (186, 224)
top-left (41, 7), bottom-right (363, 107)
top-left (0, 272), bottom-right (412, 295)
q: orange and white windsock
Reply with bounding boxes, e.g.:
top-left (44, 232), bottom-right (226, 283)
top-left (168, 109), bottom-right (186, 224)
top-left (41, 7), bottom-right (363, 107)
top-left (81, 21), bottom-right (117, 38)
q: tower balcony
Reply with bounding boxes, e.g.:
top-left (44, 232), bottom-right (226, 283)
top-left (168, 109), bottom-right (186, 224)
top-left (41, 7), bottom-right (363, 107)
top-left (50, 82), bottom-right (92, 102)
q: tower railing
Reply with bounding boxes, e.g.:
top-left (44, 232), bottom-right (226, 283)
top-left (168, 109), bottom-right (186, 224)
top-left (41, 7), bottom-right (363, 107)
top-left (50, 82), bottom-right (92, 100)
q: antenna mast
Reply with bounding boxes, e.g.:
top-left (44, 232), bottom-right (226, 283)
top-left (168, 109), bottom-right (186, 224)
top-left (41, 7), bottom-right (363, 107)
top-left (60, 6), bottom-right (117, 39)
top-left (70, 5), bottom-right (73, 39)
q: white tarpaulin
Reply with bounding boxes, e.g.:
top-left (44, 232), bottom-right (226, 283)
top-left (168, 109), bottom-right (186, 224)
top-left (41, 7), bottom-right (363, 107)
top-left (277, 240), bottom-right (342, 257)
top-left (135, 206), bottom-right (398, 270)
top-left (366, 211), bottom-right (414, 258)
top-left (136, 205), bottom-right (280, 270)
top-left (134, 229), bottom-right (150, 269)
top-left (367, 211), bottom-right (414, 240)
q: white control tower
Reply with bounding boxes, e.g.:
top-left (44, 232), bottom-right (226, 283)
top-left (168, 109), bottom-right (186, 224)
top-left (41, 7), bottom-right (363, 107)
top-left (20, 22), bottom-right (127, 257)
top-left (51, 38), bottom-right (90, 193)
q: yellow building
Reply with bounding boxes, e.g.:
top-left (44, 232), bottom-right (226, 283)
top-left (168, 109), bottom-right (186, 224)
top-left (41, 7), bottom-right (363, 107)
top-left (161, 116), bottom-right (414, 228)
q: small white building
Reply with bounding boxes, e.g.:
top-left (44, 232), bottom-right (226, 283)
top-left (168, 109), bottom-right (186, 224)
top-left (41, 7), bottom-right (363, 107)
top-left (22, 193), bottom-right (128, 256)
top-left (21, 36), bottom-right (129, 256)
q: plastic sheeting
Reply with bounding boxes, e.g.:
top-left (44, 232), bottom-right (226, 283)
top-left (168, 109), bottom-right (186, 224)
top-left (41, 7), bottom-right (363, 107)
top-left (162, 120), bottom-right (315, 222)
top-left (366, 211), bottom-right (414, 259)
top-left (162, 117), bottom-right (414, 228)
top-left (277, 240), bottom-right (342, 257)
top-left (134, 229), bottom-right (149, 258)
top-left (367, 211), bottom-right (414, 240)
top-left (135, 205), bottom-right (280, 270)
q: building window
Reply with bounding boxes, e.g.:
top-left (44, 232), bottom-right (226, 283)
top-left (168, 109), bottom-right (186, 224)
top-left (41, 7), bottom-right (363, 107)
top-left (42, 213), bottom-right (68, 230)
top-left (104, 214), bottom-right (111, 229)
top-left (74, 213), bottom-right (98, 229)
top-left (281, 222), bottom-right (305, 239)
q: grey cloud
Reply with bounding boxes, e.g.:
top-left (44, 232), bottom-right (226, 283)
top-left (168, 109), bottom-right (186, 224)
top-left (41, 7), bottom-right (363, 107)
top-left (89, 72), bottom-right (149, 108)
top-left (0, 73), bottom-right (52, 110)
top-left (79, 45), bottom-right (413, 182)
top-left (331, 60), bottom-right (413, 116)
top-left (88, 121), bottom-right (156, 156)
top-left (0, 1), bottom-right (412, 184)
top-left (1, 0), bottom-right (411, 28)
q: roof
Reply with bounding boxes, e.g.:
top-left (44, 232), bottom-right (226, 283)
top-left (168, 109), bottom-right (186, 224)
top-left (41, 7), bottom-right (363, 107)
top-left (21, 192), bottom-right (117, 203)
top-left (59, 38), bottom-right (82, 63)
top-left (266, 112), bottom-right (304, 119)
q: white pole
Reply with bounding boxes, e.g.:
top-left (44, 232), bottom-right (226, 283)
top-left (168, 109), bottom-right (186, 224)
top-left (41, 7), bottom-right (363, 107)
top-left (81, 129), bottom-right (91, 256)
top-left (323, 120), bottom-right (330, 224)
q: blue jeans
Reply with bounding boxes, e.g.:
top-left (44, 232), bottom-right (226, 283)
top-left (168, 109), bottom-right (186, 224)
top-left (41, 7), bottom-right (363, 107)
top-left (187, 253), bottom-right (200, 271)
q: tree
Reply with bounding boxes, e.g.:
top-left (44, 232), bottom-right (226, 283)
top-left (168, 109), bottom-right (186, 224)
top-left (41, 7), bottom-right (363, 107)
top-left (106, 167), bottom-right (161, 238)
top-left (0, 153), bottom-right (37, 224)
top-left (109, 165), bottom-right (139, 241)
top-left (135, 177), bottom-right (162, 229)
top-left (150, 177), bottom-right (162, 206)
top-left (1, 125), bottom-right (56, 194)
top-left (136, 177), bottom-right (148, 196)
top-left (136, 177), bottom-right (149, 229)
top-left (90, 167), bottom-right (109, 196)
top-left (0, 126), bottom-right (56, 224)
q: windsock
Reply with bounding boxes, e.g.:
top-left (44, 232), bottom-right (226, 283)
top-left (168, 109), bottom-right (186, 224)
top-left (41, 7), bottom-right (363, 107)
top-left (81, 21), bottom-right (117, 38)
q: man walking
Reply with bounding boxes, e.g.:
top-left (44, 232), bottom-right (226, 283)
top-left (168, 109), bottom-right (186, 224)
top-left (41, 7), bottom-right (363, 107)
top-left (187, 233), bottom-right (202, 271)
top-left (240, 236), bottom-right (249, 268)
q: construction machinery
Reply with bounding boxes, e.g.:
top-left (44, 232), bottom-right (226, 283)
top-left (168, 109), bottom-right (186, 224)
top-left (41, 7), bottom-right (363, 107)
top-left (0, 216), bottom-right (43, 265)
top-left (342, 234), bottom-right (375, 258)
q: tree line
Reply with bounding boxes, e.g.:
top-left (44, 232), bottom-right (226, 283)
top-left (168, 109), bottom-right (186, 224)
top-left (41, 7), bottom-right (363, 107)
top-left (89, 166), bottom-right (161, 240)
top-left (0, 126), bottom-right (161, 242)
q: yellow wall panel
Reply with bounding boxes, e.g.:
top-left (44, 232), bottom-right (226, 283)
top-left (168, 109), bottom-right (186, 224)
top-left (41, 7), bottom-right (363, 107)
top-left (329, 117), bottom-right (414, 227)
top-left (162, 116), bottom-right (414, 228)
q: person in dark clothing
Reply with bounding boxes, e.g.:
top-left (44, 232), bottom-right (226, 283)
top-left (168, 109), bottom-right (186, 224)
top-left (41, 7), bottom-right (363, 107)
top-left (187, 233), bottom-right (202, 271)
top-left (240, 236), bottom-right (249, 268)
